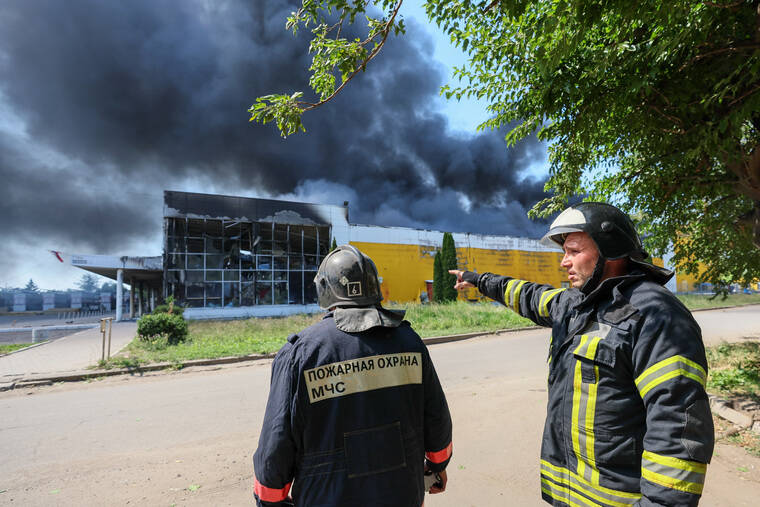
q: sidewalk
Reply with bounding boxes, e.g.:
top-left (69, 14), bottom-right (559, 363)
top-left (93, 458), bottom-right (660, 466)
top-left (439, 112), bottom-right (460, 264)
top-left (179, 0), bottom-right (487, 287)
top-left (0, 321), bottom-right (137, 380)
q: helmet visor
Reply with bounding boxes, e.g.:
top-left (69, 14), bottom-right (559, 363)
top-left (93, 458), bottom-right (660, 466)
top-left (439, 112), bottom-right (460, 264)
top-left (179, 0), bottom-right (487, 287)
top-left (539, 225), bottom-right (585, 248)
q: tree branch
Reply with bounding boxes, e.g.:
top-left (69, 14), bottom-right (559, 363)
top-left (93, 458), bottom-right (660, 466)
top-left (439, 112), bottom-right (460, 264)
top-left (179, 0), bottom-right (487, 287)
top-left (702, 1), bottom-right (745, 8)
top-left (728, 84), bottom-right (760, 107)
top-left (483, 0), bottom-right (501, 13)
top-left (679, 43), bottom-right (760, 71)
top-left (298, 0), bottom-right (404, 112)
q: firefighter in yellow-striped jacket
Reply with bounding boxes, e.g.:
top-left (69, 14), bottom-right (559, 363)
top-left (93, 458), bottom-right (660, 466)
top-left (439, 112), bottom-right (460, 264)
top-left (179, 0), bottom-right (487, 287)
top-left (451, 202), bottom-right (714, 507)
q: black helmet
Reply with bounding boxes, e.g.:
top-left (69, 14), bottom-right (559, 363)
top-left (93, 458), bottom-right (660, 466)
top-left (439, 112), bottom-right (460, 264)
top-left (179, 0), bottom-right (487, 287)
top-left (314, 245), bottom-right (383, 309)
top-left (541, 202), bottom-right (647, 260)
top-left (541, 202), bottom-right (673, 289)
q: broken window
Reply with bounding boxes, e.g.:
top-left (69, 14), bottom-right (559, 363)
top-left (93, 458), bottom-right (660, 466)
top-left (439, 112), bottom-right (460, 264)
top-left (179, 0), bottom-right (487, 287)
top-left (164, 217), bottom-right (329, 308)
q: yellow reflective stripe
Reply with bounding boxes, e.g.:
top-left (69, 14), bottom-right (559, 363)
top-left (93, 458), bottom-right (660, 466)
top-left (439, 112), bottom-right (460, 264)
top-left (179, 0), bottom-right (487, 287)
top-left (541, 478), bottom-right (601, 507)
top-left (641, 468), bottom-right (704, 495)
top-left (541, 473), bottom-right (628, 507)
top-left (586, 337), bottom-right (602, 361)
top-left (504, 279), bottom-right (517, 307)
top-left (573, 335), bottom-right (603, 360)
top-left (572, 334), bottom-right (601, 484)
top-left (635, 355), bottom-right (707, 398)
top-left (573, 334), bottom-right (591, 355)
top-left (539, 288), bottom-right (565, 317)
top-left (512, 280), bottom-right (527, 314)
top-left (572, 358), bottom-right (584, 475)
top-left (541, 460), bottom-right (642, 499)
top-left (642, 451), bottom-right (707, 474)
top-left (541, 460), bottom-right (641, 506)
top-left (585, 364), bottom-right (600, 485)
top-left (636, 355), bottom-right (706, 385)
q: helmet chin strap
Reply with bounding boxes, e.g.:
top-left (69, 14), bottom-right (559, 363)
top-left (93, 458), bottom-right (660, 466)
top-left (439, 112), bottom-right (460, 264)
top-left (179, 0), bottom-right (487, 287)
top-left (580, 256), bottom-right (606, 295)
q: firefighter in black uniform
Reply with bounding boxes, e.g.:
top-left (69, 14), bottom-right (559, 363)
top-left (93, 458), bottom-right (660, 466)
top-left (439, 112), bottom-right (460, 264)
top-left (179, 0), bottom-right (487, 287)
top-left (451, 202), bottom-right (714, 507)
top-left (253, 245), bottom-right (453, 506)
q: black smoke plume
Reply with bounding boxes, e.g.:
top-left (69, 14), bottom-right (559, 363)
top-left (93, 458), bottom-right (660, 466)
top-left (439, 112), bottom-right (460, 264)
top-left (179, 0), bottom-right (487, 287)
top-left (0, 0), bottom-right (549, 282)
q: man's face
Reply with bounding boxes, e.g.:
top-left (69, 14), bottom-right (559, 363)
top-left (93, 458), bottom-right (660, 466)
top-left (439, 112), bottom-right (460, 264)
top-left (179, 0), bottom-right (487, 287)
top-left (560, 232), bottom-right (600, 289)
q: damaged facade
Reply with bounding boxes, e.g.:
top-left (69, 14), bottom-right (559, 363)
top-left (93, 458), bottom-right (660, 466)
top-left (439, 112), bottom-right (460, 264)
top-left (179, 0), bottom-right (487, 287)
top-left (63, 190), bottom-right (684, 320)
top-left (163, 191), bottom-right (344, 316)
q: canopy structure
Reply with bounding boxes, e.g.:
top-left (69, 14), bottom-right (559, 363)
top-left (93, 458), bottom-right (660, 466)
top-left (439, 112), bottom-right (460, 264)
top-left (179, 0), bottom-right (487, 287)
top-left (52, 251), bottom-right (162, 321)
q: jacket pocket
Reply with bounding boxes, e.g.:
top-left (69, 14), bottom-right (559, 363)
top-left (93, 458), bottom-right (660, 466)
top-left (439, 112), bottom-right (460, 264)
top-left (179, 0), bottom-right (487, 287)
top-left (593, 429), bottom-right (639, 466)
top-left (344, 421), bottom-right (406, 478)
top-left (299, 447), bottom-right (347, 479)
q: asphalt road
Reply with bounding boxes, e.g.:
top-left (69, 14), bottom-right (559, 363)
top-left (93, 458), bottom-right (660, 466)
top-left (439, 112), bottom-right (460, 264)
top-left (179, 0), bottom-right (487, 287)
top-left (1, 305), bottom-right (760, 506)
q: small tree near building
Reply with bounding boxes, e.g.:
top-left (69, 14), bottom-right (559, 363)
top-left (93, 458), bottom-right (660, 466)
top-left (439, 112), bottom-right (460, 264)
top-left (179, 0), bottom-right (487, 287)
top-left (432, 251), bottom-right (444, 303)
top-left (440, 233), bottom-right (459, 302)
top-left (331, 237), bottom-right (338, 252)
top-left (24, 279), bottom-right (39, 293)
top-left (100, 281), bottom-right (117, 293)
top-left (77, 273), bottom-right (99, 293)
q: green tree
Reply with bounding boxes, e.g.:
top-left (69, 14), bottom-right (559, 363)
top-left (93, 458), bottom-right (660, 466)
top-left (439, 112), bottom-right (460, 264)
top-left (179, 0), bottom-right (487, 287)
top-left (250, 0), bottom-right (760, 292)
top-left (77, 273), bottom-right (99, 293)
top-left (100, 281), bottom-right (117, 293)
top-left (440, 232), bottom-right (459, 302)
top-left (24, 279), bottom-right (39, 293)
top-left (331, 237), bottom-right (338, 252)
top-left (432, 250), bottom-right (443, 302)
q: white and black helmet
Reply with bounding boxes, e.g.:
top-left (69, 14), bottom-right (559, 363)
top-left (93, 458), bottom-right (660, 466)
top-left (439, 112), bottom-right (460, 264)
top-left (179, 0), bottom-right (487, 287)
top-left (541, 202), bottom-right (647, 260)
top-left (314, 245), bottom-right (383, 309)
top-left (542, 202), bottom-right (672, 290)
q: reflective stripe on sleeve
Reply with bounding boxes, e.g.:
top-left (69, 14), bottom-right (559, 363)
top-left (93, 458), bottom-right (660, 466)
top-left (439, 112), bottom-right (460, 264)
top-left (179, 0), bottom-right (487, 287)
top-left (635, 355), bottom-right (706, 398)
top-left (425, 442), bottom-right (452, 464)
top-left (254, 478), bottom-right (291, 503)
top-left (641, 451), bottom-right (706, 495)
top-left (511, 280), bottom-right (527, 314)
top-left (540, 460), bottom-right (641, 507)
top-left (504, 279), bottom-right (518, 307)
top-left (539, 288), bottom-right (566, 317)
top-left (504, 279), bottom-right (528, 315)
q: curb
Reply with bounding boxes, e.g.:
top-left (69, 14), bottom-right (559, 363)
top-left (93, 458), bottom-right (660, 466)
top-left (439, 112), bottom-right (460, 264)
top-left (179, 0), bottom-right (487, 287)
top-left (0, 326), bottom-right (540, 390)
top-left (710, 395), bottom-right (759, 438)
top-left (2, 304), bottom-right (757, 391)
top-left (690, 302), bottom-right (760, 313)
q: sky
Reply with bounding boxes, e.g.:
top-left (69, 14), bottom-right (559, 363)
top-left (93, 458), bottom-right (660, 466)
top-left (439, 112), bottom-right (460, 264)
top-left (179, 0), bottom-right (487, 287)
top-left (0, 0), bottom-right (549, 291)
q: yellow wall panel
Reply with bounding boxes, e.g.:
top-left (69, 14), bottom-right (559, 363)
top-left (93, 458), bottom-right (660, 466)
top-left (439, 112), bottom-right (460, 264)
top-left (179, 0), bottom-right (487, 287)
top-left (351, 241), bottom-right (568, 303)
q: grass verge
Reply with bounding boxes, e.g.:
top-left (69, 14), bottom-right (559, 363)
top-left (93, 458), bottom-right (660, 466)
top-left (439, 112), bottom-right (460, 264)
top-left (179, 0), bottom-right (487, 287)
top-left (706, 342), bottom-right (760, 399)
top-left (101, 301), bottom-right (533, 368)
top-left (101, 294), bottom-right (759, 369)
top-left (0, 343), bottom-right (38, 355)
top-left (676, 293), bottom-right (760, 310)
top-left (707, 341), bottom-right (760, 457)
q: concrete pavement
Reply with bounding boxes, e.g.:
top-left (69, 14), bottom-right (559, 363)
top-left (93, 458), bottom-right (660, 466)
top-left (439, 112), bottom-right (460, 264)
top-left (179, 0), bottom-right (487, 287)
top-left (2, 307), bottom-right (760, 506)
top-left (0, 321), bottom-right (137, 380)
top-left (1, 304), bottom-right (758, 386)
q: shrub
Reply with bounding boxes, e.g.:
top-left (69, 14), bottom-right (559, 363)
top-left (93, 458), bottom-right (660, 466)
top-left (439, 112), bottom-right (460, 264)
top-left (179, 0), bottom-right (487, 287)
top-left (152, 296), bottom-right (184, 316)
top-left (152, 303), bottom-right (184, 317)
top-left (137, 312), bottom-right (188, 345)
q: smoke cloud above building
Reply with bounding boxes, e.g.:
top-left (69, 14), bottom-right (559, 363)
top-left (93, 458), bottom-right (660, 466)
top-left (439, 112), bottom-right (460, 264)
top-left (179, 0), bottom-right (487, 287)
top-left (0, 0), bottom-right (549, 288)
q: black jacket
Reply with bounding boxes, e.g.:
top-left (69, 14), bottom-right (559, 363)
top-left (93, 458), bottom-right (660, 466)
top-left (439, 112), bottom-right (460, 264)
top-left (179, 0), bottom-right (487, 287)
top-left (253, 312), bottom-right (452, 507)
top-left (469, 270), bottom-right (714, 507)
